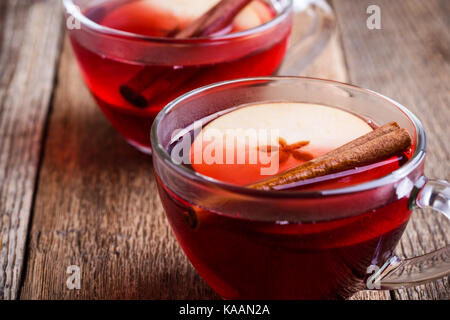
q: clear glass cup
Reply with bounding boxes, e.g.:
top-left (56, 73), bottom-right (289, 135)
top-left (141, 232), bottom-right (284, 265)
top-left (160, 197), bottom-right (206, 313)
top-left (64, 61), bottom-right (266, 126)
top-left (63, 0), bottom-right (335, 153)
top-left (151, 77), bottom-right (450, 299)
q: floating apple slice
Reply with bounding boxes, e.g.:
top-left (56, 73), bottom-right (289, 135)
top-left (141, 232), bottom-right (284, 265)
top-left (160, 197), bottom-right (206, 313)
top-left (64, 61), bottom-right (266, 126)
top-left (190, 103), bottom-right (373, 185)
top-left (102, 0), bottom-right (274, 36)
top-left (233, 1), bottom-right (274, 31)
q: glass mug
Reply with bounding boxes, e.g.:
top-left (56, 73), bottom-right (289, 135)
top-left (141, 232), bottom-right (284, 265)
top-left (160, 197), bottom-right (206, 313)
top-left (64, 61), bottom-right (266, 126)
top-left (63, 0), bottom-right (335, 153)
top-left (151, 77), bottom-right (450, 299)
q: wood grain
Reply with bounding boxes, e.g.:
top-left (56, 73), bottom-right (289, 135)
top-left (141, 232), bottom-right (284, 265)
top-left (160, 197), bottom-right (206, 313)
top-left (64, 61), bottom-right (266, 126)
top-left (333, 0), bottom-right (449, 299)
top-left (0, 0), bottom-right (64, 300)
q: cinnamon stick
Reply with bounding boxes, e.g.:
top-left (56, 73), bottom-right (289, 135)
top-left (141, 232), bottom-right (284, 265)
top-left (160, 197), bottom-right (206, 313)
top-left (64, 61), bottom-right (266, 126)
top-left (120, 0), bottom-right (254, 108)
top-left (176, 0), bottom-right (255, 38)
top-left (248, 122), bottom-right (412, 190)
top-left (315, 121), bottom-right (401, 159)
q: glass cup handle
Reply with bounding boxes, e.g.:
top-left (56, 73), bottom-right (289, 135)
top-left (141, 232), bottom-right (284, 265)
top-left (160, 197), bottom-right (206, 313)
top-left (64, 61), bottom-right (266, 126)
top-left (274, 0), bottom-right (336, 76)
top-left (366, 177), bottom-right (450, 290)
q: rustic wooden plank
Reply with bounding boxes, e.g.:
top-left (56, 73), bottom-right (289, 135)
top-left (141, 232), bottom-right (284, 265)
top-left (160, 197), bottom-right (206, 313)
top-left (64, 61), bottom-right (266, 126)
top-left (0, 0), bottom-right (64, 300)
top-left (333, 0), bottom-right (450, 299)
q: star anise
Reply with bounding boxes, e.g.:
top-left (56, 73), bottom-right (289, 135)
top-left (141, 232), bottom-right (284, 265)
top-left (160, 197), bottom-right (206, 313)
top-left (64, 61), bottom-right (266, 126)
top-left (258, 137), bottom-right (314, 164)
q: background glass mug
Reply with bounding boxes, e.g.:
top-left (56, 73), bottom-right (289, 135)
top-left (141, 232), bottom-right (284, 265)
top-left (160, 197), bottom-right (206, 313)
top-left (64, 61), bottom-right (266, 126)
top-left (63, 0), bottom-right (335, 153)
top-left (151, 77), bottom-right (450, 299)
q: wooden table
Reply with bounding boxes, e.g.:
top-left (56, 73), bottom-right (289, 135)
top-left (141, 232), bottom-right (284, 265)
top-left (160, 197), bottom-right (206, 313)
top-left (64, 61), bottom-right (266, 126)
top-left (0, 0), bottom-right (448, 300)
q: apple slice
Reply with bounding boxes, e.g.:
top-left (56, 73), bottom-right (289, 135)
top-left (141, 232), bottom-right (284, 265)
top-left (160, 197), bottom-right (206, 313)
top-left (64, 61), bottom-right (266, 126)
top-left (190, 103), bottom-right (373, 185)
top-left (233, 1), bottom-right (274, 31)
top-left (102, 0), bottom-right (274, 36)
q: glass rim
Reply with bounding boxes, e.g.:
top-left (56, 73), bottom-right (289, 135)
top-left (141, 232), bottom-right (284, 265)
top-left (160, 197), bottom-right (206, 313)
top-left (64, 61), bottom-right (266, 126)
top-left (62, 0), bottom-right (293, 44)
top-left (151, 76), bottom-right (427, 198)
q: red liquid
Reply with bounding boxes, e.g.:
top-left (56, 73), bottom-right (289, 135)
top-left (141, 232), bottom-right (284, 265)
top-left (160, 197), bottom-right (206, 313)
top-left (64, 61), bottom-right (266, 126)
top-left (157, 123), bottom-right (414, 298)
top-left (157, 179), bottom-right (411, 299)
top-left (68, 1), bottom-right (290, 150)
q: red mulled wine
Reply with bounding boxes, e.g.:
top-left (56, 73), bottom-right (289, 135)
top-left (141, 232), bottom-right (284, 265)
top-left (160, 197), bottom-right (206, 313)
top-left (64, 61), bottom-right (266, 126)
top-left (156, 102), bottom-right (414, 299)
top-left (68, 0), bottom-right (291, 152)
